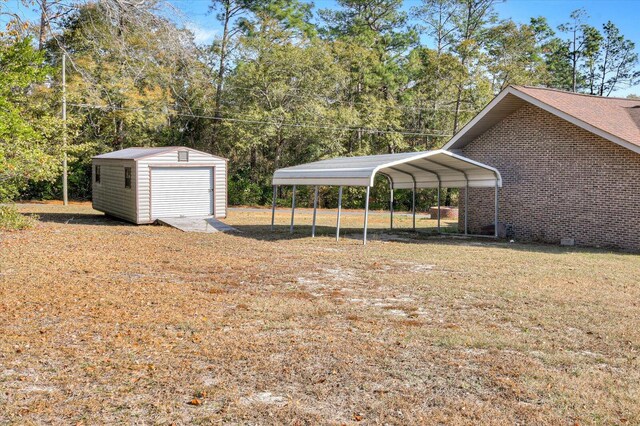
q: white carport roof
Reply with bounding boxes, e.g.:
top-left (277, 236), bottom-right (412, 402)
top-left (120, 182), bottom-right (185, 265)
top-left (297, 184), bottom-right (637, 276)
top-left (272, 149), bottom-right (501, 189)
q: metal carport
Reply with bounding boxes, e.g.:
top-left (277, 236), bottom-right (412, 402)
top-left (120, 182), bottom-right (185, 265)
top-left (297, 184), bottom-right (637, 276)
top-left (271, 149), bottom-right (502, 244)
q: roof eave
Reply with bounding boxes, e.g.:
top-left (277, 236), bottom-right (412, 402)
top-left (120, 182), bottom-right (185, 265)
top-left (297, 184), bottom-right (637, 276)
top-left (442, 87), bottom-right (517, 151)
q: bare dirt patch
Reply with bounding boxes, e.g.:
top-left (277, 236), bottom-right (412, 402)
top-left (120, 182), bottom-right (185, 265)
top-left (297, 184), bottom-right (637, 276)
top-left (1, 203), bottom-right (639, 424)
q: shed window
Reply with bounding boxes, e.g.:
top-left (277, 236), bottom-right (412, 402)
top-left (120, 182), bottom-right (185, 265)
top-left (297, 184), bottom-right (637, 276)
top-left (95, 165), bottom-right (101, 183)
top-left (124, 167), bottom-right (132, 189)
top-left (178, 151), bottom-right (189, 162)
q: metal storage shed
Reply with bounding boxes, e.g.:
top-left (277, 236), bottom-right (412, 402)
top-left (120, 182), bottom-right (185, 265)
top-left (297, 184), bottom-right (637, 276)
top-left (271, 149), bottom-right (502, 244)
top-left (92, 147), bottom-right (227, 224)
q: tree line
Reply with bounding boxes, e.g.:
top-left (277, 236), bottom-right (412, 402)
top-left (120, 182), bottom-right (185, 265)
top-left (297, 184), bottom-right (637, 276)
top-left (1, 0), bottom-right (638, 210)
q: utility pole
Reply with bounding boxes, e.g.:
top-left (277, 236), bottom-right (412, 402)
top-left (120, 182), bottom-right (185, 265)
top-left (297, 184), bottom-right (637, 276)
top-left (62, 52), bottom-right (68, 206)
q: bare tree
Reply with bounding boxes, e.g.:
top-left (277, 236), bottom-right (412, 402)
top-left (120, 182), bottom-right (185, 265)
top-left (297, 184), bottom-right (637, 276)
top-left (596, 21), bottom-right (640, 96)
top-left (33, 0), bottom-right (75, 50)
top-left (412, 0), bottom-right (457, 55)
top-left (209, 0), bottom-right (257, 148)
top-left (558, 8), bottom-right (597, 93)
top-left (450, 0), bottom-right (497, 133)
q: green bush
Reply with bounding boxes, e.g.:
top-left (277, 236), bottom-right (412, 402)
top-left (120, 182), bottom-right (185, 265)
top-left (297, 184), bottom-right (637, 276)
top-left (0, 205), bottom-right (38, 230)
top-left (228, 176), bottom-right (266, 206)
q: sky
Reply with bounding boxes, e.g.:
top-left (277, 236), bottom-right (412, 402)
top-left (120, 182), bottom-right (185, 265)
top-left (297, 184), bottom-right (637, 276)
top-left (174, 0), bottom-right (640, 42)
top-left (163, 0), bottom-right (640, 96)
top-left (495, 1), bottom-right (640, 96)
top-left (3, 0), bottom-right (640, 94)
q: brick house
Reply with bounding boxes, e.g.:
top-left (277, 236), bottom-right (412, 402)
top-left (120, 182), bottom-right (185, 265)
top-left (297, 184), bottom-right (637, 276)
top-left (444, 85), bottom-right (640, 251)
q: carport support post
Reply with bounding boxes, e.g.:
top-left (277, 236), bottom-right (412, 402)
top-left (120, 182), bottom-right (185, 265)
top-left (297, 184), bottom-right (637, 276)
top-left (290, 185), bottom-right (296, 234)
top-left (412, 182), bottom-right (416, 231)
top-left (464, 180), bottom-right (469, 235)
top-left (363, 186), bottom-right (371, 245)
top-left (389, 184), bottom-right (394, 229)
top-left (271, 185), bottom-right (277, 230)
top-left (437, 183), bottom-right (441, 233)
top-left (312, 186), bottom-right (318, 237)
top-left (494, 181), bottom-right (499, 238)
top-left (336, 186), bottom-right (343, 241)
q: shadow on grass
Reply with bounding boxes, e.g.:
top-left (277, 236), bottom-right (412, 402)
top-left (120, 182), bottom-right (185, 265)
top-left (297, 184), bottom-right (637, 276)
top-left (32, 212), bottom-right (133, 227)
top-left (230, 223), bottom-right (638, 256)
top-left (233, 223), bottom-right (465, 243)
top-left (19, 206), bottom-right (637, 256)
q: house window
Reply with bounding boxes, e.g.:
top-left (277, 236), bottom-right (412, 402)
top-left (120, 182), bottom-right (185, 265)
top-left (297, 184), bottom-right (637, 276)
top-left (95, 165), bottom-right (101, 183)
top-left (124, 167), bottom-right (132, 189)
top-left (178, 151), bottom-right (189, 162)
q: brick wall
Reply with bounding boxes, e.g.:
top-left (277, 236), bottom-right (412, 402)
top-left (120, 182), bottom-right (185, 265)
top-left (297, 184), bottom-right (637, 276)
top-left (459, 103), bottom-right (640, 251)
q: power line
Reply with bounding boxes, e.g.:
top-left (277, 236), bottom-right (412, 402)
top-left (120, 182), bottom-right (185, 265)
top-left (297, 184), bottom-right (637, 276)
top-left (229, 84), bottom-right (481, 113)
top-left (68, 102), bottom-right (453, 137)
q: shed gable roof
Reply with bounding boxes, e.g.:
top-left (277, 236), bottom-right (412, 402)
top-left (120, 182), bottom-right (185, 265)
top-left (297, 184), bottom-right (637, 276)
top-left (443, 85), bottom-right (640, 155)
top-left (93, 146), bottom-right (227, 161)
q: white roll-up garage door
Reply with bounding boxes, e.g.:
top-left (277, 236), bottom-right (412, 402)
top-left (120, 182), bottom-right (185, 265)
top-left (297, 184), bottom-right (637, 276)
top-left (151, 167), bottom-right (213, 218)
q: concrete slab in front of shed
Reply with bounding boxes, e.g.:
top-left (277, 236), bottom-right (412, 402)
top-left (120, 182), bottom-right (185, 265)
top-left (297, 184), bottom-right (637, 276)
top-left (157, 216), bottom-right (237, 233)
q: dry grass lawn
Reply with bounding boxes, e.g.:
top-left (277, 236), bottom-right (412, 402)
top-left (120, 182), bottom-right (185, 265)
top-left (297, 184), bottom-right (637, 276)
top-left (1, 202), bottom-right (639, 425)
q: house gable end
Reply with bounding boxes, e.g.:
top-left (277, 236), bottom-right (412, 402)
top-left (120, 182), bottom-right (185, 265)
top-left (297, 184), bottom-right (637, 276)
top-left (444, 86), bottom-right (640, 156)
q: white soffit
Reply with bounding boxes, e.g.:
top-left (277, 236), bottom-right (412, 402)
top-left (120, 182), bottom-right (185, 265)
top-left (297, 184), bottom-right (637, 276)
top-left (272, 150), bottom-right (502, 189)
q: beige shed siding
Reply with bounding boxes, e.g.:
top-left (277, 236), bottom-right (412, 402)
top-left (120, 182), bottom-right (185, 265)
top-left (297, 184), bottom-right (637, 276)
top-left (92, 159), bottom-right (137, 223)
top-left (136, 149), bottom-right (227, 223)
top-left (459, 103), bottom-right (640, 251)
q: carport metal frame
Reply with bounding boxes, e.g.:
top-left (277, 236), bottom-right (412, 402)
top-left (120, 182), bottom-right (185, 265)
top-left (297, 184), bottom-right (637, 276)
top-left (271, 150), bottom-right (501, 244)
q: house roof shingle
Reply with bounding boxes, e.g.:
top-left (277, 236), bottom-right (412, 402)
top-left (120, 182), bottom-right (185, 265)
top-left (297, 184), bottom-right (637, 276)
top-left (513, 86), bottom-right (640, 148)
